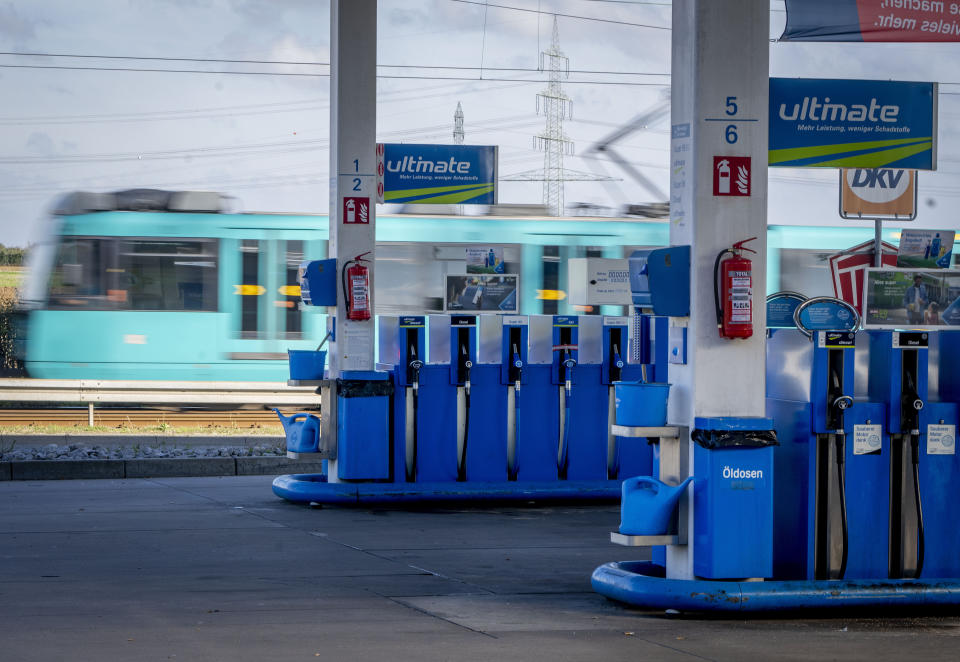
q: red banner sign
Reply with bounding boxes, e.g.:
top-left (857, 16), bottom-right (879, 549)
top-left (783, 0), bottom-right (960, 42)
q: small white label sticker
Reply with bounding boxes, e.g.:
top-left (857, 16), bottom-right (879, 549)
top-left (853, 424), bottom-right (883, 455)
top-left (502, 315), bottom-right (528, 326)
top-left (603, 316), bottom-right (630, 326)
top-left (927, 424), bottom-right (956, 455)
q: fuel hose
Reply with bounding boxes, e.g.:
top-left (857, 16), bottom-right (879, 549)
top-left (457, 352), bottom-right (472, 482)
top-left (558, 353), bottom-right (574, 480)
top-left (508, 346), bottom-right (522, 481)
top-left (912, 434), bottom-right (925, 578)
top-left (835, 434), bottom-right (849, 580)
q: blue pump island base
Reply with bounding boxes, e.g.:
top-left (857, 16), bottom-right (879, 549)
top-left (272, 473), bottom-right (621, 504)
top-left (592, 562), bottom-right (960, 613)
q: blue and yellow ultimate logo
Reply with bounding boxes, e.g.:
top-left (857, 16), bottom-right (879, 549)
top-left (382, 144), bottom-right (497, 204)
top-left (769, 78), bottom-right (936, 170)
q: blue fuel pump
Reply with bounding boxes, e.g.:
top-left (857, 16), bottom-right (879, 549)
top-left (552, 316), bottom-right (610, 481)
top-left (767, 329), bottom-right (888, 580)
top-left (459, 316), bottom-right (507, 482)
top-left (377, 315), bottom-right (427, 482)
top-left (501, 316), bottom-right (528, 481)
top-left (868, 331), bottom-right (928, 579)
top-left (919, 331), bottom-right (960, 577)
top-left (602, 316), bottom-right (650, 480)
top-left (553, 316), bottom-right (579, 480)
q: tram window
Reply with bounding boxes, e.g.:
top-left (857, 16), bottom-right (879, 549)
top-left (542, 246), bottom-right (560, 315)
top-left (48, 238), bottom-right (115, 309)
top-left (117, 239), bottom-right (218, 311)
top-left (240, 240), bottom-right (260, 338)
top-left (282, 240), bottom-right (303, 339)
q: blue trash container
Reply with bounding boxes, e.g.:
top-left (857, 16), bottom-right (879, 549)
top-left (692, 417), bottom-right (777, 580)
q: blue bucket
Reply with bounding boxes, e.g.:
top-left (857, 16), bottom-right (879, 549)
top-left (288, 350), bottom-right (327, 380)
top-left (614, 381), bottom-right (671, 427)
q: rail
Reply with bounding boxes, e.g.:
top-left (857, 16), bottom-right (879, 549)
top-left (0, 379), bottom-right (320, 424)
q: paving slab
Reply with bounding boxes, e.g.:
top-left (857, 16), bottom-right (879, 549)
top-left (2, 475), bottom-right (960, 662)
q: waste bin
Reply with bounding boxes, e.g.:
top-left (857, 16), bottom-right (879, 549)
top-left (692, 417), bottom-right (777, 579)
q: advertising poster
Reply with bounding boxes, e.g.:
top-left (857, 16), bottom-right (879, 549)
top-left (769, 78), bottom-right (937, 170)
top-left (897, 229), bottom-right (955, 268)
top-left (829, 239), bottom-right (899, 315)
top-left (445, 275), bottom-right (518, 313)
top-left (864, 268), bottom-right (960, 328)
top-left (465, 247), bottom-right (505, 274)
top-left (781, 0), bottom-right (960, 43)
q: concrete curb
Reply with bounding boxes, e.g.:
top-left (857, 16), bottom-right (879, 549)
top-left (0, 457), bottom-right (326, 481)
top-left (126, 458), bottom-right (236, 478)
top-left (13, 460), bottom-right (126, 481)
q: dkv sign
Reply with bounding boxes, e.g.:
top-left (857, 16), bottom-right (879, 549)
top-left (840, 167), bottom-right (917, 219)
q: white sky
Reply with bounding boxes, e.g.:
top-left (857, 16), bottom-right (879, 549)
top-left (0, 0), bottom-right (958, 247)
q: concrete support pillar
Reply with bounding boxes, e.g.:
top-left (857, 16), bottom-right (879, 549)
top-left (329, 0), bottom-right (377, 377)
top-left (667, 0), bottom-right (769, 579)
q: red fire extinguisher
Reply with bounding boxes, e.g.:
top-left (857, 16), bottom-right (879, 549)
top-left (713, 237), bottom-right (757, 339)
top-left (342, 252), bottom-right (372, 321)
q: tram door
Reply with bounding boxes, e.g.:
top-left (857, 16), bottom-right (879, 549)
top-left (228, 239), bottom-right (306, 372)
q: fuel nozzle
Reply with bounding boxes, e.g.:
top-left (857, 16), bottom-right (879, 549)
top-left (460, 343), bottom-right (473, 396)
top-left (562, 351), bottom-right (576, 397)
top-left (827, 368), bottom-right (852, 434)
top-left (901, 370), bottom-right (924, 434)
top-left (611, 343), bottom-right (624, 382)
top-left (511, 343), bottom-right (523, 392)
top-left (832, 395), bottom-right (853, 415)
top-left (409, 358), bottom-right (423, 394)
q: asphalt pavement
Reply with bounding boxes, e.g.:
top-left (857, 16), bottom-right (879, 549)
top-left (2, 476), bottom-right (959, 661)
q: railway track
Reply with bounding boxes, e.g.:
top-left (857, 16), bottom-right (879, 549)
top-left (0, 408), bottom-right (314, 428)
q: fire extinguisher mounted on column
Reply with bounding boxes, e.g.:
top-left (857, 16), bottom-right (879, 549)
top-left (713, 237), bottom-right (757, 339)
top-left (341, 252), bottom-right (372, 321)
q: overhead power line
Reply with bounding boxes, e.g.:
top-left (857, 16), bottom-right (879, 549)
top-left (445, 0), bottom-right (671, 30)
top-left (0, 80), bottom-right (533, 125)
top-left (0, 51), bottom-right (669, 77)
top-left (0, 63), bottom-right (668, 86)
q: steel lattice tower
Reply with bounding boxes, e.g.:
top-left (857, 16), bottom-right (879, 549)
top-left (534, 17), bottom-right (573, 216)
top-left (453, 101), bottom-right (465, 145)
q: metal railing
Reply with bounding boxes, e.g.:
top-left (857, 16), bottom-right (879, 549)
top-left (0, 379), bottom-right (320, 425)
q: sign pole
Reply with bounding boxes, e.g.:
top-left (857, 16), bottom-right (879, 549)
top-left (874, 219), bottom-right (883, 268)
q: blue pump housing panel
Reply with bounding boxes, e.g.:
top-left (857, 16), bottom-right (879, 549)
top-left (628, 250), bottom-right (653, 308)
top-left (647, 246), bottom-right (690, 317)
top-left (628, 247), bottom-right (691, 316)
top-left (299, 258), bottom-right (337, 306)
top-left (867, 330), bottom-right (929, 434)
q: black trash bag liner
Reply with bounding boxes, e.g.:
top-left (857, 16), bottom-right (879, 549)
top-left (692, 428), bottom-right (778, 449)
top-left (337, 379), bottom-right (395, 398)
